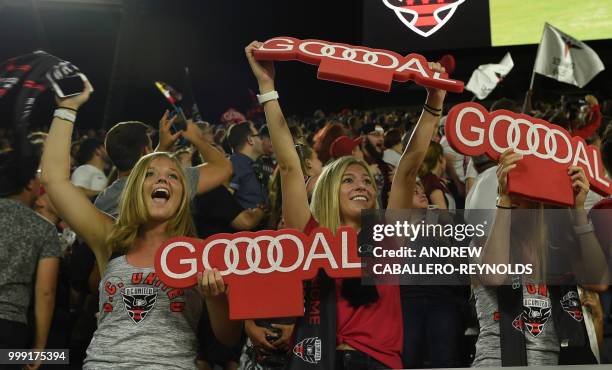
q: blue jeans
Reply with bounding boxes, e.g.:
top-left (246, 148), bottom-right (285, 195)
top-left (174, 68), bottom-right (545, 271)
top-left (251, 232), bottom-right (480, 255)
top-left (400, 296), bottom-right (464, 368)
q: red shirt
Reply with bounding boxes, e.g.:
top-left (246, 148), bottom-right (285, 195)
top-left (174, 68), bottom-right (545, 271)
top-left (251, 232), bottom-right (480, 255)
top-left (304, 216), bottom-right (403, 369)
top-left (573, 104), bottom-right (601, 139)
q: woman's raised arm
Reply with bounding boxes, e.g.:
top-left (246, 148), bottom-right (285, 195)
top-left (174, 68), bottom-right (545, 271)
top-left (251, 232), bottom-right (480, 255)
top-left (245, 41), bottom-right (311, 231)
top-left (41, 83), bottom-right (114, 270)
top-left (388, 63), bottom-right (447, 209)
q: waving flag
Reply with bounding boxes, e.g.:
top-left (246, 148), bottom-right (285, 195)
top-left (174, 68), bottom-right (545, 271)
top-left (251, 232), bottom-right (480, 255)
top-left (466, 52), bottom-right (514, 100)
top-left (533, 23), bottom-right (604, 88)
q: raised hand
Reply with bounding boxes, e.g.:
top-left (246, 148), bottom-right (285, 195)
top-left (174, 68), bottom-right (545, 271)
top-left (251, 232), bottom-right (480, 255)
top-left (496, 149), bottom-right (522, 206)
top-left (245, 41), bottom-right (276, 92)
top-left (197, 269), bottom-right (226, 298)
top-left (568, 165), bottom-right (590, 209)
top-left (55, 79), bottom-right (93, 111)
top-left (181, 118), bottom-right (203, 144)
top-left (425, 62), bottom-right (447, 107)
top-left (157, 110), bottom-right (181, 152)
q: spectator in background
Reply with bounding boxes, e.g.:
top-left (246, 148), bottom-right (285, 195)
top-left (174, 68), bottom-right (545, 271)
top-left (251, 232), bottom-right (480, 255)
top-left (173, 147), bottom-right (193, 167)
top-left (383, 128), bottom-right (403, 168)
top-left (95, 112), bottom-right (232, 218)
top-left (226, 121), bottom-right (268, 210)
top-left (253, 124), bottom-right (276, 191)
top-left (71, 137), bottom-right (109, 198)
top-left (33, 185), bottom-right (73, 351)
top-left (0, 146), bottom-right (60, 364)
top-left (313, 122), bottom-right (347, 165)
top-left (573, 95), bottom-right (602, 140)
top-left (361, 122), bottom-right (393, 208)
top-left (418, 141), bottom-right (456, 210)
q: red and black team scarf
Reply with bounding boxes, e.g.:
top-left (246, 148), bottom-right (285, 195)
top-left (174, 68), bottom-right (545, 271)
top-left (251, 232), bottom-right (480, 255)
top-left (0, 51), bottom-right (81, 155)
top-left (287, 270), bottom-right (337, 369)
top-left (498, 282), bottom-right (597, 366)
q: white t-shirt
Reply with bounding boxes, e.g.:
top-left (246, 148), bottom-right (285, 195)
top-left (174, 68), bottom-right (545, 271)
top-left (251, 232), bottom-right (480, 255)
top-left (440, 136), bottom-right (470, 183)
top-left (71, 164), bottom-right (108, 192)
top-left (383, 149), bottom-right (401, 168)
top-left (465, 165), bottom-right (498, 228)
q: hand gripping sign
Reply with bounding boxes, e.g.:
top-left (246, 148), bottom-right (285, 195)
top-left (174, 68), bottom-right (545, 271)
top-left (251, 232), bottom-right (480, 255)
top-left (445, 102), bottom-right (612, 206)
top-left (253, 37), bottom-right (464, 93)
top-left (155, 227), bottom-right (360, 320)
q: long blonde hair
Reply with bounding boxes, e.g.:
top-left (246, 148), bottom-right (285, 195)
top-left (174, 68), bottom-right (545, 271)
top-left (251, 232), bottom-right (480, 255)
top-left (106, 152), bottom-right (196, 253)
top-left (310, 156), bottom-right (378, 232)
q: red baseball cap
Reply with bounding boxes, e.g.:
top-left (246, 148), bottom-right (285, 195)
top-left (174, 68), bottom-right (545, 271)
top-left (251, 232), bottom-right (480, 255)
top-left (330, 136), bottom-right (363, 159)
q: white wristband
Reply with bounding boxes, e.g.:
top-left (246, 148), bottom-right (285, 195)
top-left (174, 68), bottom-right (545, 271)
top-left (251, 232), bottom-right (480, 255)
top-left (54, 109), bottom-right (76, 123)
top-left (573, 222), bottom-right (594, 236)
top-left (257, 90), bottom-right (279, 105)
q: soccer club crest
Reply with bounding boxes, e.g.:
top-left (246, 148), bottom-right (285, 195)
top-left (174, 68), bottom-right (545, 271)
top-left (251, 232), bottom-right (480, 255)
top-left (512, 297), bottom-right (552, 337)
top-left (382, 0), bottom-right (466, 37)
top-left (561, 291), bottom-right (584, 322)
top-left (293, 337), bottom-right (322, 365)
top-left (121, 287), bottom-right (158, 324)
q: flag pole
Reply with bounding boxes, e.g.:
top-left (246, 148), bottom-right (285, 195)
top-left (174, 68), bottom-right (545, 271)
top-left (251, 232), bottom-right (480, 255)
top-left (523, 24), bottom-right (547, 113)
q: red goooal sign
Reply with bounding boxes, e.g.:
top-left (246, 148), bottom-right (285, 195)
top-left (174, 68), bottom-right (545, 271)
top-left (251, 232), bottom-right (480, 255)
top-left (253, 37), bottom-right (464, 93)
top-left (154, 227), bottom-right (360, 320)
top-left (445, 102), bottom-right (612, 206)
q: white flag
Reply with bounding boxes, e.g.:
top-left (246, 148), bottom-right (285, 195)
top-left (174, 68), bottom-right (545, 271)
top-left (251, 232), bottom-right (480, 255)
top-left (466, 53), bottom-right (514, 100)
top-left (533, 23), bottom-right (604, 88)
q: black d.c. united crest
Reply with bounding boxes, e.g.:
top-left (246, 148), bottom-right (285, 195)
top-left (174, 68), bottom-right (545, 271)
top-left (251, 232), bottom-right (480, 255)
top-left (121, 287), bottom-right (158, 324)
top-left (513, 297), bottom-right (552, 337)
top-left (382, 0), bottom-right (465, 37)
top-left (293, 337), bottom-right (322, 364)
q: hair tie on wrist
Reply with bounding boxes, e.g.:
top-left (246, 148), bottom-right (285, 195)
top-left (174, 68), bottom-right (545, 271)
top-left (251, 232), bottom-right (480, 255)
top-left (424, 103), bottom-right (442, 112)
top-left (423, 105), bottom-right (441, 117)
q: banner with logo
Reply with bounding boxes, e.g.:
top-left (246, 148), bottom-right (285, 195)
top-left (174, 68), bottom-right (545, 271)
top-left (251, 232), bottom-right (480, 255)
top-left (253, 37), bottom-right (464, 93)
top-left (444, 102), bottom-right (612, 206)
top-left (154, 227), bottom-right (361, 320)
top-left (533, 23), bottom-right (605, 88)
top-left (465, 52), bottom-right (513, 100)
top-left (287, 271), bottom-right (336, 369)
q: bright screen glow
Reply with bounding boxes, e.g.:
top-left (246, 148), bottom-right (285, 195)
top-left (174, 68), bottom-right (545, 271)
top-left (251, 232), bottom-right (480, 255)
top-left (490, 0), bottom-right (612, 46)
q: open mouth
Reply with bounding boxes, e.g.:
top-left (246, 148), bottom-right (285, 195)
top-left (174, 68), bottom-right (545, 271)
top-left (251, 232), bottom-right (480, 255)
top-left (350, 195), bottom-right (369, 202)
top-left (151, 188), bottom-right (170, 204)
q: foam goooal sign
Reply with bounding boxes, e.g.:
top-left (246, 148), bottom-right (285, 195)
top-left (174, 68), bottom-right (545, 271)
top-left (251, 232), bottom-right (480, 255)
top-left (445, 102), bottom-right (612, 206)
top-left (155, 227), bottom-right (360, 320)
top-left (253, 37), bottom-right (464, 93)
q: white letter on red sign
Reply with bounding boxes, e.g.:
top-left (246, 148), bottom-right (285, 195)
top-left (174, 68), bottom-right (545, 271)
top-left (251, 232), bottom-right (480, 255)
top-left (396, 58), bottom-right (429, 78)
top-left (303, 232), bottom-right (338, 270)
top-left (160, 241), bottom-right (197, 279)
top-left (260, 38), bottom-right (295, 51)
top-left (455, 106), bottom-right (486, 147)
top-left (573, 141), bottom-right (594, 178)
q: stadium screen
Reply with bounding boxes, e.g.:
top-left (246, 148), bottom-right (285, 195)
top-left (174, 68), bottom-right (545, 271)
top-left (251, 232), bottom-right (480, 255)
top-left (362, 0), bottom-right (612, 51)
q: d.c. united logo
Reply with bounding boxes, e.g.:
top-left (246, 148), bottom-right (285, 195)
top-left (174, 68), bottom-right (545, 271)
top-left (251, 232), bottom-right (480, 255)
top-left (293, 337), bottom-right (322, 364)
top-left (561, 291), bottom-right (584, 322)
top-left (121, 287), bottom-right (158, 324)
top-left (382, 0), bottom-right (466, 37)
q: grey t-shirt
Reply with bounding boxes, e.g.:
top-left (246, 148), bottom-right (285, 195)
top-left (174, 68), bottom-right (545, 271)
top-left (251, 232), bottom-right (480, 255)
top-left (84, 256), bottom-right (202, 369)
top-left (0, 198), bottom-right (60, 324)
top-left (94, 166), bottom-right (199, 218)
top-left (472, 285), bottom-right (559, 367)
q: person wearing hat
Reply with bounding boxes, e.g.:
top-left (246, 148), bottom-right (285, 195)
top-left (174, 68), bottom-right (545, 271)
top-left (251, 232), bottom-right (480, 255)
top-left (329, 135), bottom-right (364, 160)
top-left (360, 123), bottom-right (393, 208)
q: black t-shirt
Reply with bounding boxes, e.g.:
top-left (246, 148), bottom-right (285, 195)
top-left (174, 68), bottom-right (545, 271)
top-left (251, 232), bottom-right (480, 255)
top-left (193, 186), bottom-right (244, 238)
